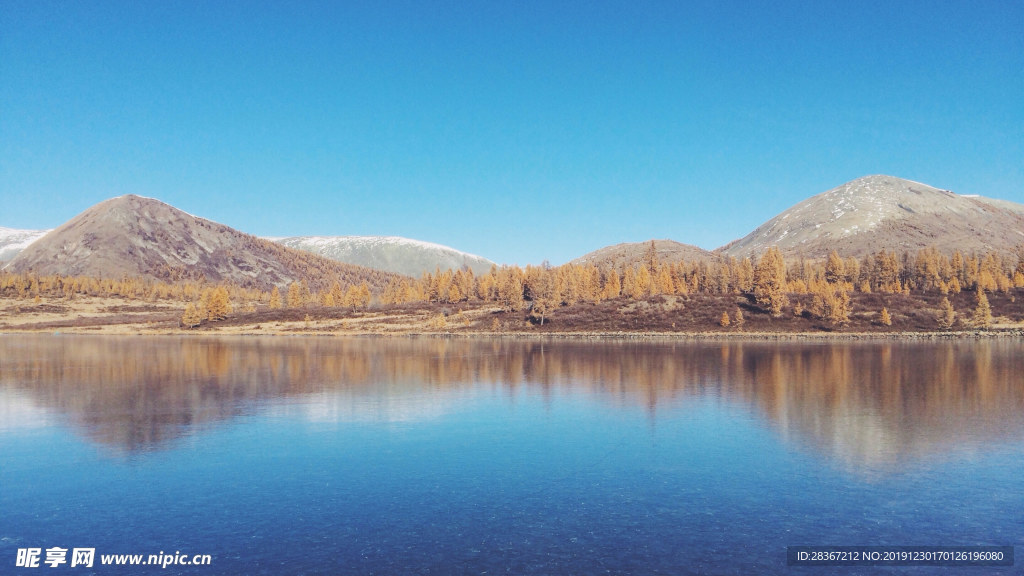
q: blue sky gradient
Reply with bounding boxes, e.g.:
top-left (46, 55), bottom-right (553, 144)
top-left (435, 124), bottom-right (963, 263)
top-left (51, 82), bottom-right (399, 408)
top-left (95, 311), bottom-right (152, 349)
top-left (2, 0), bottom-right (1022, 265)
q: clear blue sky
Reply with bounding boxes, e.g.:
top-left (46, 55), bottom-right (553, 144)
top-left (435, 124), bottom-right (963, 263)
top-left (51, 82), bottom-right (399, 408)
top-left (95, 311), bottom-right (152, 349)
top-left (2, 0), bottom-right (1022, 265)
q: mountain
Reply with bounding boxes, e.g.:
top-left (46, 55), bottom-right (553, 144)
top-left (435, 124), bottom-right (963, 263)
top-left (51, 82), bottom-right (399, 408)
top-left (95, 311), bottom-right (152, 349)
top-left (0, 227), bottom-right (50, 263)
top-left (3, 195), bottom-right (399, 291)
top-left (719, 175), bottom-right (1024, 259)
top-left (269, 236), bottom-right (496, 277)
top-left (569, 239), bottom-right (715, 270)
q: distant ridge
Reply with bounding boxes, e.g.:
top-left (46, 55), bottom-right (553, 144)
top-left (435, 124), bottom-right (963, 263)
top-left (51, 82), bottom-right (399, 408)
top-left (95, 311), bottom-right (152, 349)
top-left (0, 226), bottom-right (50, 262)
top-left (569, 239), bottom-right (715, 270)
top-left (270, 235), bottom-right (496, 277)
top-left (5, 175), bottom-right (1023, 280)
top-left (718, 175), bottom-right (1024, 259)
top-left (4, 195), bottom-right (400, 291)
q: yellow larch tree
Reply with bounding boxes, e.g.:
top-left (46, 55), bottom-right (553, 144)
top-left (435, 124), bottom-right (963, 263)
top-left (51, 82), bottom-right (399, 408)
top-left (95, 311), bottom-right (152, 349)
top-left (205, 285), bottom-right (232, 321)
top-left (287, 281), bottom-right (305, 308)
top-left (879, 307), bottom-right (892, 326)
top-left (973, 290), bottom-right (993, 328)
top-left (753, 246), bottom-right (788, 316)
top-left (936, 297), bottom-right (956, 329)
top-left (182, 303), bottom-right (204, 329)
top-left (825, 250), bottom-right (846, 284)
top-left (600, 269), bottom-right (621, 300)
top-left (330, 281), bottom-right (345, 307)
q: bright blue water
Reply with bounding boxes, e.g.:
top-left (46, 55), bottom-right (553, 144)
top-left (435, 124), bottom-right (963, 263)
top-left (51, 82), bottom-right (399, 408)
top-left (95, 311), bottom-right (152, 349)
top-left (1, 336), bottom-right (1022, 575)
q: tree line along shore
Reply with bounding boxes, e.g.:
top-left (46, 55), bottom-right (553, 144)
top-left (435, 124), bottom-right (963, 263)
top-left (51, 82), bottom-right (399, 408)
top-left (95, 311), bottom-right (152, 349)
top-left (2, 243), bottom-right (1022, 334)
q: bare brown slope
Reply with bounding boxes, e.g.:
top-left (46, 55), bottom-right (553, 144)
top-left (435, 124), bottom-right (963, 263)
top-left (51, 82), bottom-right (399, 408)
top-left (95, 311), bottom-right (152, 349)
top-left (719, 175), bottom-right (1024, 259)
top-left (4, 195), bottom-right (400, 291)
top-left (569, 239), bottom-right (715, 270)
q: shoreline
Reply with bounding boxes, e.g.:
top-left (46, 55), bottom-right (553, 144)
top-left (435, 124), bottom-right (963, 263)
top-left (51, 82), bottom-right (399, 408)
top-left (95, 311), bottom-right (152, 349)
top-left (3, 293), bottom-right (1022, 341)
top-left (2, 327), bottom-right (1022, 341)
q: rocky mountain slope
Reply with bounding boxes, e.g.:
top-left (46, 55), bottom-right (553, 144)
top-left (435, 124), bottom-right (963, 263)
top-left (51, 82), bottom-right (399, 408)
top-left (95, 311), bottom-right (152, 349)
top-left (718, 175), bottom-right (1024, 259)
top-left (0, 227), bottom-right (50, 262)
top-left (6, 175), bottom-right (1022, 285)
top-left (270, 235), bottom-right (495, 277)
top-left (3, 195), bottom-right (398, 291)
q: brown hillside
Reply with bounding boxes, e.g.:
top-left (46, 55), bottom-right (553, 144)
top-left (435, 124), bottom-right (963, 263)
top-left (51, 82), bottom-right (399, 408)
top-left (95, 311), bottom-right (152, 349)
top-left (718, 175), bottom-right (1024, 259)
top-left (3, 195), bottom-right (399, 291)
top-left (569, 239), bottom-right (715, 270)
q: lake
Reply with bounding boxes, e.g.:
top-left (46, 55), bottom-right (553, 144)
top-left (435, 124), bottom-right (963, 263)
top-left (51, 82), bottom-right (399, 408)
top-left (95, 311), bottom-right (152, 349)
top-left (1, 335), bottom-right (1022, 575)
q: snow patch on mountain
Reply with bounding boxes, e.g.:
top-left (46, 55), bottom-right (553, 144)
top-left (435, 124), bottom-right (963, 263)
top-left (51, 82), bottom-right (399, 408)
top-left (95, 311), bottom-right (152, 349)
top-left (290, 235), bottom-right (477, 254)
top-left (0, 227), bottom-right (51, 263)
top-left (270, 235), bottom-right (496, 277)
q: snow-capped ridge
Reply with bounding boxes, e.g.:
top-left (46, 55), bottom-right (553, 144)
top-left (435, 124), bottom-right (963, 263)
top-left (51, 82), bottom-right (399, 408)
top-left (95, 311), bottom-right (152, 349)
top-left (270, 235), bottom-right (497, 277)
top-left (281, 235), bottom-right (489, 261)
top-left (0, 227), bottom-right (52, 263)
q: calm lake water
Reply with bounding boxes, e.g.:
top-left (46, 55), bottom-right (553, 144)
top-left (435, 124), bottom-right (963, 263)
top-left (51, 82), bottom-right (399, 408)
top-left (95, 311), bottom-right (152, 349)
top-left (1, 335), bottom-right (1022, 575)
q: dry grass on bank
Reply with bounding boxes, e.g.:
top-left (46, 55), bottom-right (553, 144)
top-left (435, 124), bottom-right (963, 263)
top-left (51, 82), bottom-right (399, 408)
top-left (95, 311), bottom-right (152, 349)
top-left (2, 289), bottom-right (1024, 337)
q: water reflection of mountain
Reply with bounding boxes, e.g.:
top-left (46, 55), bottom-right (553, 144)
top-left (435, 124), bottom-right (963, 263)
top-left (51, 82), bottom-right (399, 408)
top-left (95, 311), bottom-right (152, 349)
top-left (1, 336), bottom-right (1022, 471)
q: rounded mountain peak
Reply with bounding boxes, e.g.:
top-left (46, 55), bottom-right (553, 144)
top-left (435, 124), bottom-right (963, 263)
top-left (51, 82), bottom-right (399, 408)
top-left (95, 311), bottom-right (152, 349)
top-left (720, 175), bottom-right (1022, 258)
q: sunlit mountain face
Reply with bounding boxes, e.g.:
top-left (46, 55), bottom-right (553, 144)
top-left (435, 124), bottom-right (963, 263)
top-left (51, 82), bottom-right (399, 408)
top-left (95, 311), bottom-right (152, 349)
top-left (718, 175), bottom-right (1024, 259)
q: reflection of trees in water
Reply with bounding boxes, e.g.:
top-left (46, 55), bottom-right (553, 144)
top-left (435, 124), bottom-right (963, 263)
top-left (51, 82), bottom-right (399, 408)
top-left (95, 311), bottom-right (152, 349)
top-left (740, 344), bottom-right (1015, 473)
top-left (1, 336), bottom-right (1022, 470)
